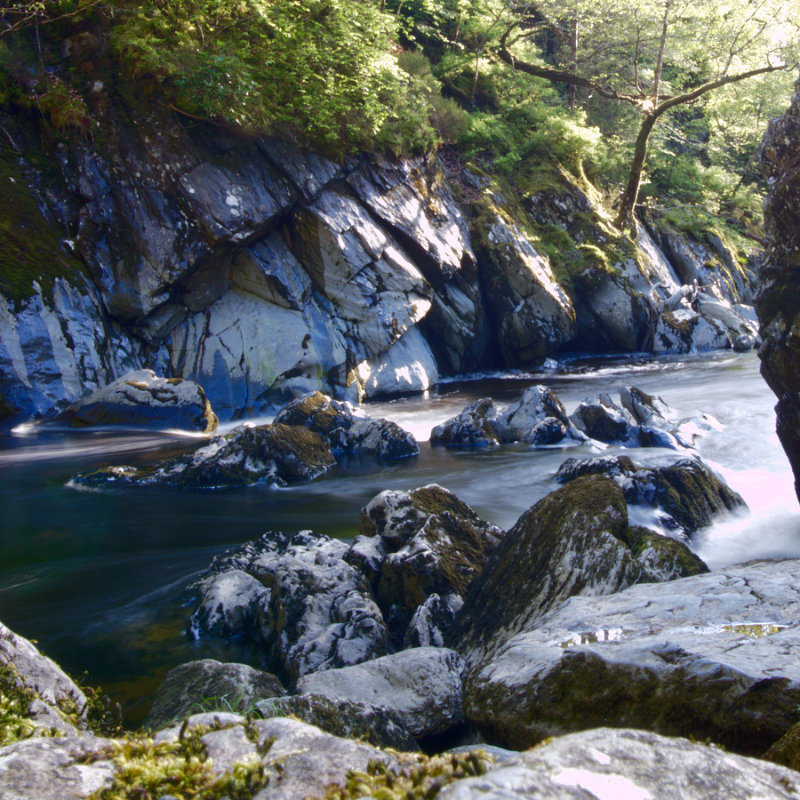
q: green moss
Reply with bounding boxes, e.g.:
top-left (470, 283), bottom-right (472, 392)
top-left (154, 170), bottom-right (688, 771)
top-left (0, 153), bottom-right (87, 306)
top-left (321, 749), bottom-right (490, 800)
top-left (0, 660), bottom-right (47, 746)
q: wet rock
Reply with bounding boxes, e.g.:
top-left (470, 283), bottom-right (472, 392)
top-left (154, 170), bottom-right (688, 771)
top-left (144, 659), bottom-right (285, 730)
top-left (756, 72), bottom-right (800, 505)
top-left (52, 369), bottom-right (218, 432)
top-left (463, 558), bottom-right (800, 754)
top-left (255, 693), bottom-right (419, 751)
top-left (430, 398), bottom-right (502, 448)
top-left (71, 422), bottom-right (335, 489)
top-left (297, 647), bottom-right (466, 739)
top-left (451, 475), bottom-right (708, 669)
top-left (274, 391), bottom-right (418, 459)
top-left (188, 530), bottom-right (390, 683)
top-left (655, 306), bottom-right (732, 353)
top-left (438, 728), bottom-right (800, 800)
top-left (555, 455), bottom-right (747, 537)
top-left (495, 385), bottom-right (582, 445)
top-left (188, 569), bottom-right (270, 640)
top-left (357, 484), bottom-right (503, 644)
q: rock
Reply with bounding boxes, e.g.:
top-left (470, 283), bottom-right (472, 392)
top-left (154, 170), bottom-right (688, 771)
top-left (437, 727), bottom-right (800, 800)
top-left (655, 306), bottom-right (732, 353)
top-left (296, 647), bottom-right (466, 739)
top-left (0, 619), bottom-right (88, 736)
top-left (476, 214), bottom-right (575, 364)
top-left (70, 422), bottom-right (336, 489)
top-left (756, 72), bottom-right (800, 505)
top-left (274, 391), bottom-right (419, 459)
top-left (430, 398), bottom-right (503, 448)
top-left (555, 455), bottom-right (747, 537)
top-left (451, 475), bottom-right (708, 669)
top-left (463, 558), bottom-right (800, 754)
top-left (144, 659), bottom-right (286, 730)
top-left (188, 530), bottom-right (390, 682)
top-left (52, 369), bottom-right (218, 432)
top-left (404, 593), bottom-right (464, 649)
top-left (495, 384), bottom-right (582, 445)
top-left (255, 694), bottom-right (419, 751)
top-left (357, 484), bottom-right (503, 643)
top-left (764, 721), bottom-right (800, 771)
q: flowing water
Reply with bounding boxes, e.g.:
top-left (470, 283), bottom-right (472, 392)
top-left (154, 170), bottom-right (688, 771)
top-left (0, 350), bottom-right (798, 724)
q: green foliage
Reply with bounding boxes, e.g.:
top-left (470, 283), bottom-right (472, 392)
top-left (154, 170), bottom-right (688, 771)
top-left (0, 660), bottom-right (43, 746)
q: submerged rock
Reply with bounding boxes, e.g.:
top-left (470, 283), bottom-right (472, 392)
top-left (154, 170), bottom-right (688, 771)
top-left (555, 455), bottom-right (747, 537)
top-left (52, 369), bottom-right (218, 432)
top-left (144, 659), bottom-right (285, 730)
top-left (356, 484), bottom-right (503, 645)
top-left (463, 558), bottom-right (800, 755)
top-left (438, 727), bottom-right (800, 800)
top-left (451, 475), bottom-right (708, 669)
top-left (274, 391), bottom-right (418, 459)
top-left (296, 646), bottom-right (466, 740)
top-left (71, 422), bottom-right (336, 489)
top-left (187, 530), bottom-right (390, 683)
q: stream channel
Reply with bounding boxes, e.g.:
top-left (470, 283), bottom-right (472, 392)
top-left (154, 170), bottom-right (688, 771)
top-left (1, 350), bottom-right (799, 725)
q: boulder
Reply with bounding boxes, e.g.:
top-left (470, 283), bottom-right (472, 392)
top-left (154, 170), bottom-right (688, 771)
top-left (255, 694), bottom-right (419, 751)
top-left (437, 728), bottom-right (800, 800)
top-left (463, 558), bottom-right (800, 755)
top-left (756, 72), bottom-right (800, 505)
top-left (655, 306), bottom-right (732, 353)
top-left (451, 475), bottom-right (708, 668)
top-left (430, 398), bottom-right (503, 448)
top-left (356, 484), bottom-right (503, 644)
top-left (296, 647), bottom-right (466, 739)
top-left (274, 391), bottom-right (419, 459)
top-left (187, 530), bottom-right (390, 683)
top-left (555, 455), bottom-right (747, 537)
top-left (187, 569), bottom-right (270, 640)
top-left (404, 593), bottom-right (464, 649)
top-left (51, 369), bottom-right (218, 432)
top-left (70, 422), bottom-right (336, 489)
top-left (144, 659), bottom-right (286, 730)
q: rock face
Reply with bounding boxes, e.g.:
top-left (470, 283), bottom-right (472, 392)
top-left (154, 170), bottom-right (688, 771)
top-left (52, 369), bottom-right (218, 432)
top-left (756, 72), bottom-right (800, 504)
top-left (187, 530), bottom-right (390, 683)
top-left (438, 728), bottom-right (800, 800)
top-left (463, 559), bottom-right (800, 755)
top-left (273, 391), bottom-right (419, 459)
top-left (296, 647), bottom-right (466, 740)
top-left (144, 659), bottom-right (286, 730)
top-left (555, 455), bottom-right (747, 537)
top-left (354, 484), bottom-right (503, 645)
top-left (71, 422), bottom-right (336, 489)
top-left (451, 474), bottom-right (708, 668)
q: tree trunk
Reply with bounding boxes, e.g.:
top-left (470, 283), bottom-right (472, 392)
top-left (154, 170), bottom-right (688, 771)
top-left (615, 112), bottom-right (658, 230)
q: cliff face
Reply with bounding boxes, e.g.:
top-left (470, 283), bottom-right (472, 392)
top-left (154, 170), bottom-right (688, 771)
top-left (756, 74), bottom-right (800, 503)
top-left (0, 86), bottom-right (760, 422)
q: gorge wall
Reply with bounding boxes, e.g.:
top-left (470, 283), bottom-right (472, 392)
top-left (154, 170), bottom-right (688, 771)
top-left (756, 72), bottom-right (800, 503)
top-left (0, 82), bottom-right (761, 422)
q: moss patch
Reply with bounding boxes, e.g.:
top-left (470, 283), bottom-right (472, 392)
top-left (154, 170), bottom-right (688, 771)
top-left (0, 660), bottom-right (47, 746)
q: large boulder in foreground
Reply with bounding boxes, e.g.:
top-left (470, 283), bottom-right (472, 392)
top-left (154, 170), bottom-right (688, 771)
top-left (463, 558), bottom-right (800, 755)
top-left (273, 391), bottom-right (419, 459)
top-left (756, 72), bottom-right (800, 505)
top-left (144, 659), bottom-right (285, 730)
top-left (438, 727), bottom-right (800, 800)
top-left (70, 422), bottom-right (335, 489)
top-left (187, 530), bottom-right (390, 683)
top-left (52, 369), bottom-right (218, 432)
top-left (451, 475), bottom-right (707, 668)
top-left (296, 646), bottom-right (465, 740)
top-left (355, 484), bottom-right (503, 645)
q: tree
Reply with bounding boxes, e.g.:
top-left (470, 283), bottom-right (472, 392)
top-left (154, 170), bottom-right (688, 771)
top-left (497, 0), bottom-right (797, 229)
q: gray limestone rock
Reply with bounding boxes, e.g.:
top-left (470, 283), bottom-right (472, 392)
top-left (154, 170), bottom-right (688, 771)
top-left (463, 558), bottom-right (800, 755)
top-left (297, 646), bottom-right (466, 739)
top-left (53, 369), bottom-right (218, 432)
top-left (437, 727), bottom-right (800, 800)
top-left (144, 659), bottom-right (285, 730)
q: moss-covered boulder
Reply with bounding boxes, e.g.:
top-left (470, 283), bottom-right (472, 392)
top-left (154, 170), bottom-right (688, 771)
top-left (450, 475), bottom-right (708, 668)
top-left (53, 369), bottom-right (218, 432)
top-left (355, 484), bottom-right (503, 645)
top-left (70, 422), bottom-right (336, 489)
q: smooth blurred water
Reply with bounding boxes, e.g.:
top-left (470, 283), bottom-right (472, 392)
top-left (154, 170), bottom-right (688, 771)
top-left (0, 349), bottom-right (797, 724)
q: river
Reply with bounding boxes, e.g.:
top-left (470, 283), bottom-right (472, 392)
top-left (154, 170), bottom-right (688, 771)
top-left (0, 350), bottom-right (798, 724)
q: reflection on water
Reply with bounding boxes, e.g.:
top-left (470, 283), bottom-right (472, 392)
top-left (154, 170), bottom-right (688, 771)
top-left (0, 350), bottom-right (798, 724)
